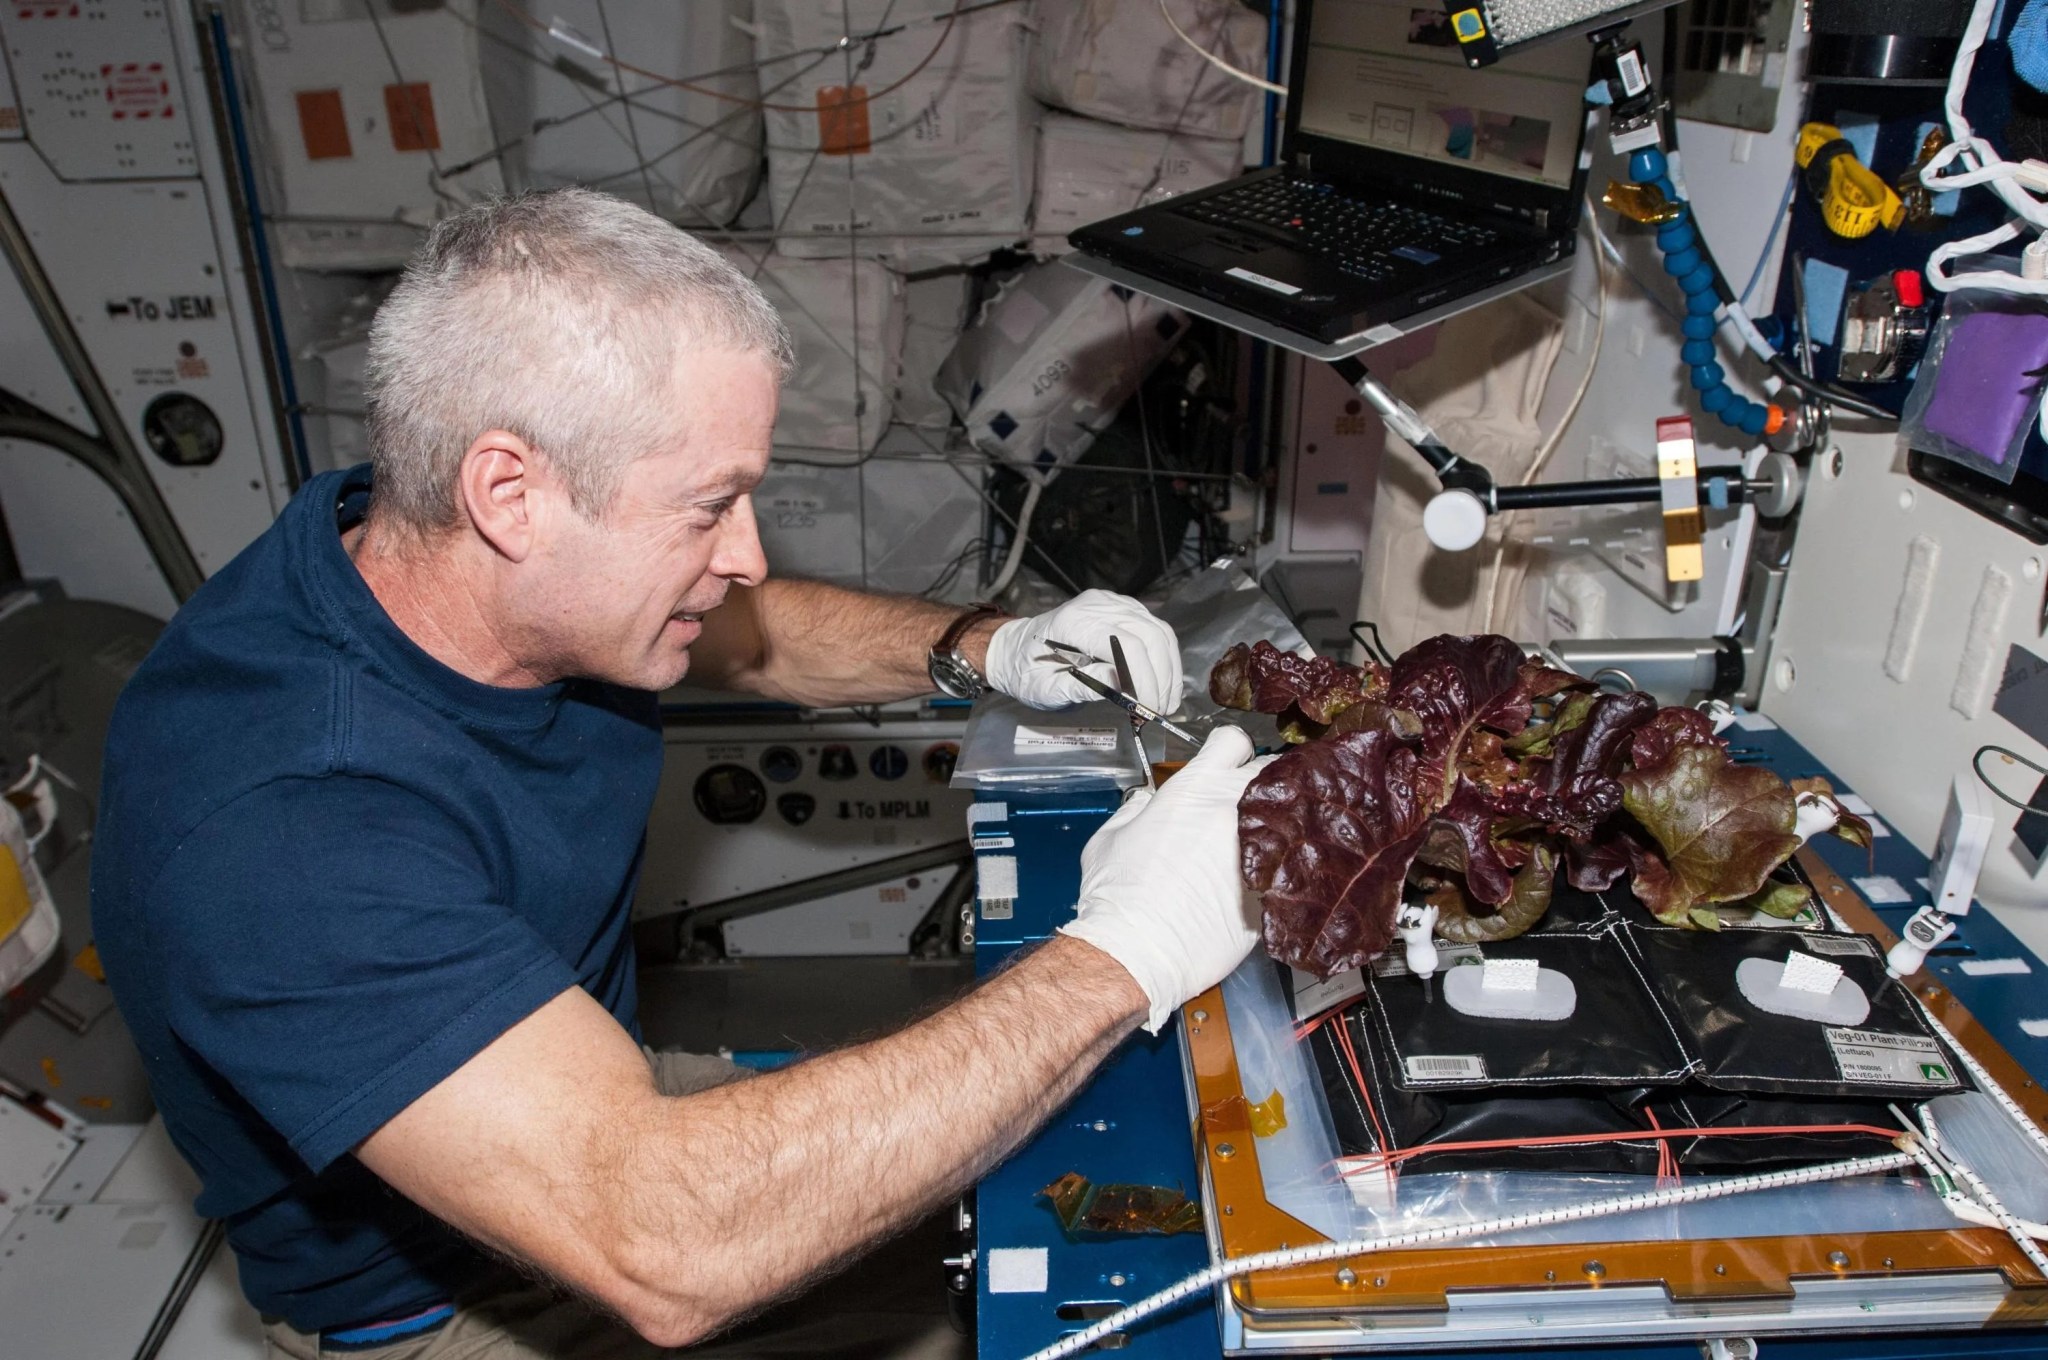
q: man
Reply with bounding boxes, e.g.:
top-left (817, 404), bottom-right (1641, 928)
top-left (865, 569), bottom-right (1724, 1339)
top-left (92, 189), bottom-right (1268, 1356)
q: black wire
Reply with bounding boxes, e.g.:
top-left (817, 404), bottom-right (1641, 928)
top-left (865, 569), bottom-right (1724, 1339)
top-left (1973, 745), bottom-right (2048, 815)
top-left (1764, 356), bottom-right (1902, 423)
top-left (1349, 620), bottom-right (1395, 666)
top-left (1652, 90), bottom-right (1902, 427)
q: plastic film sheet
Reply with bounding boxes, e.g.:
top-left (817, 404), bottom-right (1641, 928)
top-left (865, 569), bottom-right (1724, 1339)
top-left (1216, 953), bottom-right (1964, 1250)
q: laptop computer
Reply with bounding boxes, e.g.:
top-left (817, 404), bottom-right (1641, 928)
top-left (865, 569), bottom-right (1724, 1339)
top-left (1068, 0), bottom-right (1596, 346)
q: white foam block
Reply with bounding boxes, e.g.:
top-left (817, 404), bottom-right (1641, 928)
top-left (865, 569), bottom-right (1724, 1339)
top-left (1480, 957), bottom-right (1540, 993)
top-left (1780, 950), bottom-right (1846, 995)
top-left (1445, 963), bottom-right (1576, 1020)
top-left (1853, 875), bottom-right (1912, 904)
top-left (1736, 954), bottom-right (1870, 1025)
top-left (2022, 1019), bottom-right (2048, 1038)
top-left (987, 1247), bottom-right (1049, 1294)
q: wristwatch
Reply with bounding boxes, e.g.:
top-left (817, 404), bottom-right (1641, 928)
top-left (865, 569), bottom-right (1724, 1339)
top-left (927, 602), bottom-right (1004, 699)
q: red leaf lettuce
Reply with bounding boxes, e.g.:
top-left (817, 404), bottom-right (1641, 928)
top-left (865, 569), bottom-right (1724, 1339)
top-left (1214, 632), bottom-right (1862, 976)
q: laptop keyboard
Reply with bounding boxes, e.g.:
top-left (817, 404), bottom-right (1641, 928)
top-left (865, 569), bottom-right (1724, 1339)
top-left (1176, 176), bottom-right (1501, 285)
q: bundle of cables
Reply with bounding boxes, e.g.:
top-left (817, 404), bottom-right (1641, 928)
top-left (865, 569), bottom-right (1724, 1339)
top-left (1630, 146), bottom-right (1787, 441)
top-left (1625, 136), bottom-right (1903, 428)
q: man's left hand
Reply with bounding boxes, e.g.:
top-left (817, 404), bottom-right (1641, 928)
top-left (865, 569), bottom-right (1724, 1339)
top-left (984, 590), bottom-right (1183, 714)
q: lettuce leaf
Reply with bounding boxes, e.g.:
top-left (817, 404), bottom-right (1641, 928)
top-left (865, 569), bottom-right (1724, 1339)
top-left (1416, 781), bottom-right (1522, 905)
top-left (1210, 640), bottom-right (1387, 726)
top-left (1429, 845), bottom-right (1558, 944)
top-left (1216, 632), bottom-right (1826, 969)
top-left (1543, 690), bottom-right (1658, 792)
top-left (1239, 718), bottom-right (1434, 977)
top-left (1629, 705), bottom-right (1726, 770)
top-left (1733, 877), bottom-right (1817, 920)
top-left (1505, 688), bottom-right (1597, 758)
top-left (1618, 744), bottom-right (1801, 924)
top-left (1791, 776), bottom-right (1877, 850)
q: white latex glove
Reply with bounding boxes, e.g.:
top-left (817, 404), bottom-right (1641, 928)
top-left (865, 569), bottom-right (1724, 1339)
top-left (984, 590), bottom-right (1183, 715)
top-left (1059, 726), bottom-right (1275, 1033)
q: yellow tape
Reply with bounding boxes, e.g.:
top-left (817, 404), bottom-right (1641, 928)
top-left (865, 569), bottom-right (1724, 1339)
top-left (0, 846), bottom-right (32, 941)
top-left (1602, 179), bottom-right (1682, 225)
top-left (1663, 515), bottom-right (1706, 582)
top-left (1795, 123), bottom-right (1903, 239)
top-left (1794, 122), bottom-right (1840, 169)
top-left (1247, 1089), bottom-right (1289, 1138)
top-left (1821, 155), bottom-right (1904, 238)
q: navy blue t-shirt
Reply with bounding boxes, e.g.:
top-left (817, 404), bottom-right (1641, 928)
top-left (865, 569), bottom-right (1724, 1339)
top-left (91, 465), bottom-right (662, 1333)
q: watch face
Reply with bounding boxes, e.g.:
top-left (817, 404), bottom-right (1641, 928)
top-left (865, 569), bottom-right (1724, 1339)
top-left (929, 652), bottom-right (982, 699)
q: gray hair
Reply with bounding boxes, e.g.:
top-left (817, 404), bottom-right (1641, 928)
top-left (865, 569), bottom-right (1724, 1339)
top-left (363, 188), bottom-right (794, 533)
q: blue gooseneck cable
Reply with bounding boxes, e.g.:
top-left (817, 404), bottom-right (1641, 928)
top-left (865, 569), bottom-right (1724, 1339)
top-left (1630, 147), bottom-right (1775, 440)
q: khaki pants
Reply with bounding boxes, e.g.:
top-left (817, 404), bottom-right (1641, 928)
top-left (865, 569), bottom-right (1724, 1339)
top-left (264, 1049), bottom-right (771, 1359)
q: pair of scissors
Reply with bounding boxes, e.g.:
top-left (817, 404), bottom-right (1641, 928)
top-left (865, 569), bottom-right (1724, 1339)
top-left (1044, 638), bottom-right (1204, 746)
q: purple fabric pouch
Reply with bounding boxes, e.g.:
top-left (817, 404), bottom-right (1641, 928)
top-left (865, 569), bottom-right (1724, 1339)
top-left (1921, 307), bottom-right (2048, 468)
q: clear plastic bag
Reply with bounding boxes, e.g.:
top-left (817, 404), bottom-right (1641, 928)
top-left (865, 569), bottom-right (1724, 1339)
top-left (950, 693), bottom-right (1148, 789)
top-left (1901, 288), bottom-right (2048, 485)
top-left (1923, 1091), bottom-right (2048, 1224)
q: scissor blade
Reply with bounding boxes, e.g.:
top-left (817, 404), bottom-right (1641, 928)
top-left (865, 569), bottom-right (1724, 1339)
top-left (1062, 665), bottom-right (1206, 746)
top-left (1063, 663), bottom-right (1136, 711)
top-left (1109, 635), bottom-right (1144, 736)
top-left (1109, 635), bottom-right (1138, 696)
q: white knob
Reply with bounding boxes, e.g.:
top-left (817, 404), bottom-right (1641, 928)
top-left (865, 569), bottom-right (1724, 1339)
top-left (1423, 489), bottom-right (1489, 552)
top-left (1395, 902), bottom-right (1440, 979)
top-left (1794, 791), bottom-right (1842, 844)
top-left (1886, 905), bottom-right (1956, 979)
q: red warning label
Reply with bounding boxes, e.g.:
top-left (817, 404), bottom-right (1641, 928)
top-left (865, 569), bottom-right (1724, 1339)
top-left (103, 62), bottom-right (172, 122)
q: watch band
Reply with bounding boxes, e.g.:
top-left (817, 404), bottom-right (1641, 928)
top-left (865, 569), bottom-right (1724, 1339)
top-left (934, 601), bottom-right (1002, 656)
top-left (928, 602), bottom-right (1004, 699)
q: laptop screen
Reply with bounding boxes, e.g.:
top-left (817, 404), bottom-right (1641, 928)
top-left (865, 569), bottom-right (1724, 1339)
top-left (1296, 0), bottom-right (1592, 192)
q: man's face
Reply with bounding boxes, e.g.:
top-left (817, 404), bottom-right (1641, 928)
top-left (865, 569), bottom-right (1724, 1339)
top-left (522, 348), bottom-right (775, 691)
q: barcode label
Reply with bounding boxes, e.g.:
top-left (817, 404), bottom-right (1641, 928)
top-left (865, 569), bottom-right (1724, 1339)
top-left (1803, 934), bottom-right (1875, 957)
top-left (1013, 725), bottom-right (1119, 751)
top-left (1403, 1054), bottom-right (1487, 1083)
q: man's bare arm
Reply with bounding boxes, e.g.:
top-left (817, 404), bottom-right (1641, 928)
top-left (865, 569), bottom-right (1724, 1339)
top-left (688, 579), bottom-right (1003, 707)
top-left (358, 934), bottom-right (1145, 1347)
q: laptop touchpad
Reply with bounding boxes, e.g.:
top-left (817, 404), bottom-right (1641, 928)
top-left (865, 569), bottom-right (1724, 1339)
top-left (1185, 239), bottom-right (1257, 266)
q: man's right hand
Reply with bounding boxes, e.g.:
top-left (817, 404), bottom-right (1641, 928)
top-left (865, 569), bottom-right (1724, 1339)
top-left (1059, 727), bottom-right (1275, 1033)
